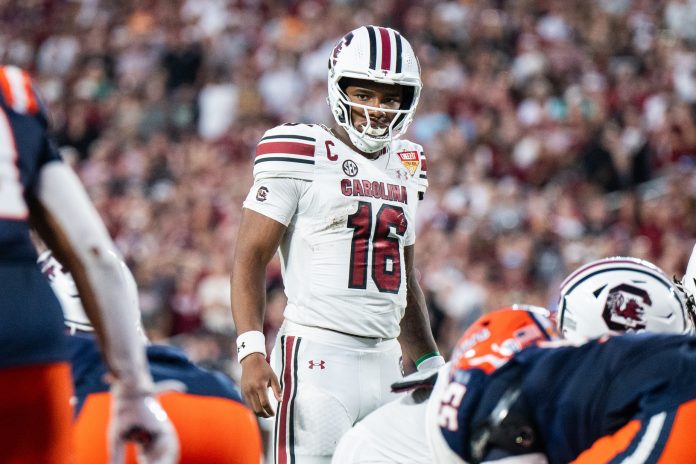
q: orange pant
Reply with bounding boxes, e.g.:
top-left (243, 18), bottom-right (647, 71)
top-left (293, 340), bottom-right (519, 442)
top-left (0, 362), bottom-right (73, 464)
top-left (74, 390), bottom-right (262, 463)
top-left (573, 398), bottom-right (696, 463)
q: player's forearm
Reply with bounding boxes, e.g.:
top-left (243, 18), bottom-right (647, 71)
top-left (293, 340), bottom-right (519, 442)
top-left (34, 163), bottom-right (153, 394)
top-left (231, 208), bottom-right (286, 334)
top-left (399, 274), bottom-right (438, 364)
top-left (230, 253), bottom-right (268, 333)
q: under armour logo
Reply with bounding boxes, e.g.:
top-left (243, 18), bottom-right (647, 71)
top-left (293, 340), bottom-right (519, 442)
top-left (308, 360), bottom-right (325, 369)
top-left (237, 342), bottom-right (246, 353)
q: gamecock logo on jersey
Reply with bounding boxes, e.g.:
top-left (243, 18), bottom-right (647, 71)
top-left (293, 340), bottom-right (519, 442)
top-left (256, 186), bottom-right (269, 202)
top-left (602, 283), bottom-right (651, 331)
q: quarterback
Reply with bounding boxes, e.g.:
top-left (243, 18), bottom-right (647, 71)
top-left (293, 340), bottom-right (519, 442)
top-left (231, 26), bottom-right (442, 463)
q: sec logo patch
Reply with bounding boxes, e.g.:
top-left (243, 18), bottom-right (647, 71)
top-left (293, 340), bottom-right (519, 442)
top-left (342, 160), bottom-right (358, 177)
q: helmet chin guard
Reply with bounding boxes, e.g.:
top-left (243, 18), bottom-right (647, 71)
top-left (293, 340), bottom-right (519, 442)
top-left (327, 26), bottom-right (422, 153)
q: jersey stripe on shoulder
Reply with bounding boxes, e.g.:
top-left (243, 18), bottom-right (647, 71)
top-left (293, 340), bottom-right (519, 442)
top-left (253, 125), bottom-right (317, 181)
top-left (255, 132), bottom-right (316, 166)
top-left (419, 151), bottom-right (428, 181)
top-left (0, 66), bottom-right (39, 114)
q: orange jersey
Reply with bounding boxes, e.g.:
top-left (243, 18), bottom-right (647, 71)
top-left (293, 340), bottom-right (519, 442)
top-left (75, 391), bottom-right (261, 463)
top-left (0, 363), bottom-right (73, 464)
top-left (70, 335), bottom-right (261, 463)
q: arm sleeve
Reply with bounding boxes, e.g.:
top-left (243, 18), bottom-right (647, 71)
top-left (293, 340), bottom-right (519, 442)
top-left (242, 177), bottom-right (309, 226)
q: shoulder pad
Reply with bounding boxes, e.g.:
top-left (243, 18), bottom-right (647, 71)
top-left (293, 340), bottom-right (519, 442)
top-left (0, 66), bottom-right (47, 119)
top-left (393, 140), bottom-right (428, 195)
top-left (253, 123), bottom-right (318, 181)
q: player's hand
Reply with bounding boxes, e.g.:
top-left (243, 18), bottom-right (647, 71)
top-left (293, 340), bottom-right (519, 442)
top-left (240, 352), bottom-right (281, 417)
top-left (108, 384), bottom-right (179, 464)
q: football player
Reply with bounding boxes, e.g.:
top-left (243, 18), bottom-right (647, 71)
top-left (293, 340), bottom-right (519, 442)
top-left (0, 65), bottom-right (177, 463)
top-left (39, 250), bottom-right (262, 463)
top-left (231, 26), bottom-right (442, 462)
top-left (333, 257), bottom-right (696, 463)
top-left (427, 308), bottom-right (696, 463)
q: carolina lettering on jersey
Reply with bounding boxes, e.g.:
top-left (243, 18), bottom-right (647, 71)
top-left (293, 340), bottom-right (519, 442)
top-left (340, 178), bottom-right (408, 204)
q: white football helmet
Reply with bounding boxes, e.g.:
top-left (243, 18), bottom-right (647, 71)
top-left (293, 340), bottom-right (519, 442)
top-left (558, 256), bottom-right (695, 342)
top-left (327, 25), bottom-right (422, 153)
top-left (38, 250), bottom-right (146, 339)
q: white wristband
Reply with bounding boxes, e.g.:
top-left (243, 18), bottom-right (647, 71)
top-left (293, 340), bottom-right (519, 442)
top-left (236, 330), bottom-right (267, 362)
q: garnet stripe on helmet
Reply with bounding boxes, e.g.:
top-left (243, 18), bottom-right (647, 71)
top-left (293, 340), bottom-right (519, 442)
top-left (367, 26), bottom-right (377, 70)
top-left (395, 32), bottom-right (403, 73)
top-left (378, 27), bottom-right (391, 71)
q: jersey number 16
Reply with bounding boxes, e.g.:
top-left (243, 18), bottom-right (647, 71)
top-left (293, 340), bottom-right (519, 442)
top-left (347, 201), bottom-right (407, 294)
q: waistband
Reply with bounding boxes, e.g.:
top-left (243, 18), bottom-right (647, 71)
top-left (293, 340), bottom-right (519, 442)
top-left (280, 320), bottom-right (397, 349)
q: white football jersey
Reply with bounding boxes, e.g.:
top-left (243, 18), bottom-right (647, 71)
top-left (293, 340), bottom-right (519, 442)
top-left (244, 123), bottom-right (428, 338)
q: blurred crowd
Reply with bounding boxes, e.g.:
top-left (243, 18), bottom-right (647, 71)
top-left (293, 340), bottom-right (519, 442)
top-left (4, 0), bottom-right (696, 372)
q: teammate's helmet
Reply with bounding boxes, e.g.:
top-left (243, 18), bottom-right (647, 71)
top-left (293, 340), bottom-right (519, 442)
top-left (37, 250), bottom-right (146, 339)
top-left (558, 256), bottom-right (695, 342)
top-left (452, 305), bottom-right (559, 374)
top-left (327, 25), bottom-right (422, 153)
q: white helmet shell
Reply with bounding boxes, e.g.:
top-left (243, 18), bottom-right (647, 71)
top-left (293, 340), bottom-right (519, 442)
top-left (327, 25), bottom-right (422, 153)
top-left (558, 256), bottom-right (694, 342)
